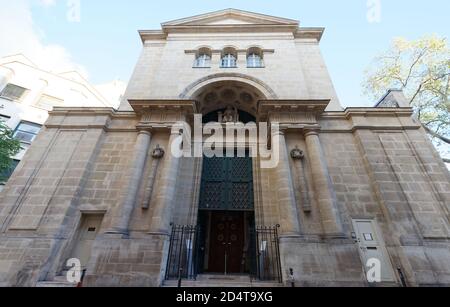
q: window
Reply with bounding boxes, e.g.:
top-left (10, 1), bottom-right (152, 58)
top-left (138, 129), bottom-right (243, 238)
top-left (247, 53), bottom-right (264, 68)
top-left (221, 54), bottom-right (237, 68)
top-left (36, 94), bottom-right (64, 111)
top-left (194, 54), bottom-right (211, 68)
top-left (0, 84), bottom-right (28, 102)
top-left (13, 121), bottom-right (42, 144)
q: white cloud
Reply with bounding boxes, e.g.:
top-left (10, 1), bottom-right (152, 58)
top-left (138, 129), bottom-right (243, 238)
top-left (38, 0), bottom-right (56, 7)
top-left (0, 0), bottom-right (127, 106)
top-left (0, 0), bottom-right (88, 77)
top-left (95, 79), bottom-right (127, 109)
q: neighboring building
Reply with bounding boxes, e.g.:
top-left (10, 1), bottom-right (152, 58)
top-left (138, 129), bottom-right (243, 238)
top-left (0, 9), bottom-right (449, 287)
top-left (0, 54), bottom-right (118, 190)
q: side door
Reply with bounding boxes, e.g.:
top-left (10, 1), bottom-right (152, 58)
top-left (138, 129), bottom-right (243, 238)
top-left (71, 215), bottom-right (103, 269)
top-left (352, 219), bottom-right (395, 283)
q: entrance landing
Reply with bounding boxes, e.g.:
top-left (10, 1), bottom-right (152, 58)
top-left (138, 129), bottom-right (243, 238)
top-left (162, 274), bottom-right (283, 288)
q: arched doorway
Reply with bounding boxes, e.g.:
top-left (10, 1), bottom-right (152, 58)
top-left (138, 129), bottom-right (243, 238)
top-left (197, 119), bottom-right (256, 275)
top-left (194, 81), bottom-right (262, 275)
top-left (166, 79), bottom-right (283, 281)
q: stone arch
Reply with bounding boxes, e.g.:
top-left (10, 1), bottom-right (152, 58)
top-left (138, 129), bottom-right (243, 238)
top-left (179, 73), bottom-right (278, 100)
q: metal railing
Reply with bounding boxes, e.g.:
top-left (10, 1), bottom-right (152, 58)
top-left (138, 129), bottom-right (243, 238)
top-left (165, 225), bottom-right (200, 281)
top-left (253, 225), bottom-right (283, 283)
top-left (165, 224), bottom-right (282, 284)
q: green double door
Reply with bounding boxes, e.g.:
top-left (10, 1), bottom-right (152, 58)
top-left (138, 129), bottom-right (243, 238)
top-left (198, 154), bottom-right (255, 274)
top-left (199, 155), bottom-right (254, 211)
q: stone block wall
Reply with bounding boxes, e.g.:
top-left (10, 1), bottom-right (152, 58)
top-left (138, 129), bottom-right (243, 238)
top-left (0, 107), bottom-right (449, 287)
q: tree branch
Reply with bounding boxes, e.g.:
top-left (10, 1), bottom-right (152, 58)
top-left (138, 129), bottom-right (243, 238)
top-left (404, 48), bottom-right (428, 88)
top-left (423, 124), bottom-right (450, 145)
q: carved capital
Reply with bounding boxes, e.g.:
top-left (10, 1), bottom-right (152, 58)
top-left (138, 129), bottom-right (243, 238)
top-left (304, 128), bottom-right (320, 138)
top-left (137, 129), bottom-right (152, 137)
top-left (271, 127), bottom-right (287, 137)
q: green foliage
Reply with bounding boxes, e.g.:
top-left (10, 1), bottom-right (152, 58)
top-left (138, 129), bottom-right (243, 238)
top-left (363, 35), bottom-right (450, 161)
top-left (0, 120), bottom-right (21, 181)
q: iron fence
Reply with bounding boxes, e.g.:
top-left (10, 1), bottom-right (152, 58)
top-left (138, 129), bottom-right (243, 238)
top-left (165, 225), bottom-right (200, 280)
top-left (165, 224), bottom-right (282, 283)
top-left (253, 225), bottom-right (283, 283)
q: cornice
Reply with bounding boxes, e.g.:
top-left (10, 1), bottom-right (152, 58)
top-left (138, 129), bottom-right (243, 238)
top-left (139, 25), bottom-right (324, 43)
top-left (294, 27), bottom-right (325, 41)
top-left (320, 107), bottom-right (415, 120)
top-left (139, 30), bottom-right (167, 43)
top-left (49, 107), bottom-right (118, 116)
top-left (258, 99), bottom-right (331, 114)
top-left (128, 99), bottom-right (199, 115)
top-left (161, 8), bottom-right (299, 27)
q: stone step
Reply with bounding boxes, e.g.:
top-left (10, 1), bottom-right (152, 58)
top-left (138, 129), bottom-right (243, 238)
top-left (36, 281), bottom-right (77, 288)
top-left (163, 275), bottom-right (284, 288)
top-left (196, 274), bottom-right (252, 282)
top-left (36, 275), bottom-right (78, 288)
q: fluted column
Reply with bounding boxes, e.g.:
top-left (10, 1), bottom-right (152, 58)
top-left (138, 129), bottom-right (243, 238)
top-left (149, 127), bottom-right (182, 235)
top-left (108, 130), bottom-right (152, 234)
top-left (305, 129), bottom-right (343, 235)
top-left (273, 129), bottom-right (300, 235)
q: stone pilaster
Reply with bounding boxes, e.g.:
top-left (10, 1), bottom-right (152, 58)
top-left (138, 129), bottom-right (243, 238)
top-left (237, 50), bottom-right (247, 68)
top-left (273, 129), bottom-right (300, 235)
top-left (149, 126), bottom-right (182, 234)
top-left (107, 130), bottom-right (152, 234)
top-left (304, 129), bottom-right (343, 236)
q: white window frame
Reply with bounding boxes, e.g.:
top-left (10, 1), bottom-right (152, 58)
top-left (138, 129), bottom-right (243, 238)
top-left (247, 53), bottom-right (264, 68)
top-left (221, 54), bottom-right (237, 68)
top-left (0, 84), bottom-right (29, 102)
top-left (13, 121), bottom-right (42, 144)
top-left (194, 54), bottom-right (211, 68)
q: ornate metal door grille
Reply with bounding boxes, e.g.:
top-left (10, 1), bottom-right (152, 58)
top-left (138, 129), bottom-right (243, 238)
top-left (199, 155), bottom-right (254, 211)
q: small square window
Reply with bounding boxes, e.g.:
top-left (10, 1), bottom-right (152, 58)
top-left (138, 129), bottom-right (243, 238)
top-left (363, 233), bottom-right (374, 241)
top-left (0, 84), bottom-right (29, 102)
top-left (36, 95), bottom-right (64, 111)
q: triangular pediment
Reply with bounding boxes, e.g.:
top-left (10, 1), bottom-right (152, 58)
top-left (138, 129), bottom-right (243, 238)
top-left (162, 8), bottom-right (299, 27)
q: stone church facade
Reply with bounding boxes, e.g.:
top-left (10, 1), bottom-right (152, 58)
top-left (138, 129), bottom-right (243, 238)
top-left (0, 9), bottom-right (449, 287)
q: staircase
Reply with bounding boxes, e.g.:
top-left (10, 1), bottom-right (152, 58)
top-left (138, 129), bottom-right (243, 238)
top-left (163, 274), bottom-right (284, 288)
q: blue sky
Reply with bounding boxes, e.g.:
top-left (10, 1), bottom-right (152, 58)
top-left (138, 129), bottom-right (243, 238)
top-left (2, 0), bottom-right (449, 107)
